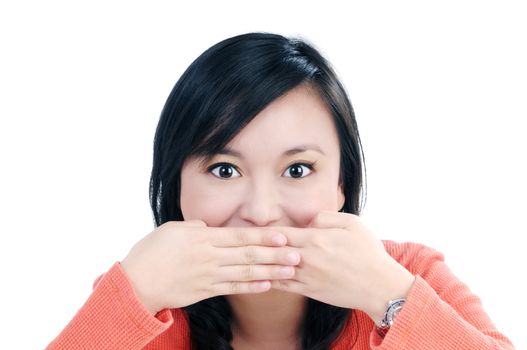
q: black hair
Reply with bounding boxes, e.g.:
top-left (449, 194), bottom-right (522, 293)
top-left (149, 32), bottom-right (366, 349)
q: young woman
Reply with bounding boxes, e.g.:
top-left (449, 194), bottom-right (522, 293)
top-left (46, 32), bottom-right (515, 350)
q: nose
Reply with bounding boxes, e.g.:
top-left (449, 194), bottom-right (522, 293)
top-left (238, 179), bottom-right (282, 227)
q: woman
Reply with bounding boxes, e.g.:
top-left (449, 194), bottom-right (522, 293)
top-left (46, 32), bottom-right (515, 349)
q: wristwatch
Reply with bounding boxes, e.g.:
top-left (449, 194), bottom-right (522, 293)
top-left (376, 298), bottom-right (406, 338)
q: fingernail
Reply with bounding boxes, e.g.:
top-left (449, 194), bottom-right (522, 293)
top-left (287, 252), bottom-right (300, 264)
top-left (272, 234), bottom-right (286, 245)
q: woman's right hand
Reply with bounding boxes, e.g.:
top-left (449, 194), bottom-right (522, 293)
top-left (120, 220), bottom-right (301, 315)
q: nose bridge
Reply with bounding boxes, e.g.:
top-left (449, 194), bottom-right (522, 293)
top-left (239, 173), bottom-right (282, 226)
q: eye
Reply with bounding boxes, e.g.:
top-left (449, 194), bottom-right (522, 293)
top-left (283, 162), bottom-right (314, 178)
top-left (208, 163), bottom-right (241, 179)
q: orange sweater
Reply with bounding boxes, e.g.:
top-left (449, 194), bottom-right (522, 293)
top-left (46, 240), bottom-right (515, 349)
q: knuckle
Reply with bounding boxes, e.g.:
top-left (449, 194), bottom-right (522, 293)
top-left (277, 279), bottom-right (289, 288)
top-left (242, 265), bottom-right (254, 280)
top-left (193, 232), bottom-right (208, 246)
top-left (196, 283), bottom-right (212, 299)
top-left (209, 283), bottom-right (222, 296)
top-left (229, 281), bottom-right (240, 294)
top-left (341, 212), bottom-right (358, 226)
top-left (198, 245), bottom-right (216, 266)
top-left (311, 212), bottom-right (324, 226)
top-left (162, 221), bottom-right (176, 228)
top-left (346, 213), bottom-right (357, 224)
top-left (311, 233), bottom-right (329, 249)
top-left (243, 246), bottom-right (256, 264)
top-left (235, 229), bottom-right (247, 246)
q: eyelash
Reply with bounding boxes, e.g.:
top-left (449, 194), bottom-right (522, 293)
top-left (206, 161), bottom-right (316, 179)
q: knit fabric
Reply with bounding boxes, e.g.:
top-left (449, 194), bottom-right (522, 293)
top-left (46, 240), bottom-right (515, 349)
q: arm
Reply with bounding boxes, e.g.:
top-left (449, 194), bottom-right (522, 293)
top-left (370, 241), bottom-right (515, 350)
top-left (45, 262), bottom-right (176, 350)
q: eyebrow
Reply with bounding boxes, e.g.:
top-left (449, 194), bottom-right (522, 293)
top-left (215, 144), bottom-right (326, 160)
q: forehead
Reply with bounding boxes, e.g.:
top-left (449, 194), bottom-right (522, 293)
top-left (226, 84), bottom-right (339, 153)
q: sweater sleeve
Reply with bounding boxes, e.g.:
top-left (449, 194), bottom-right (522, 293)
top-left (46, 261), bottom-right (175, 350)
top-left (370, 242), bottom-right (515, 350)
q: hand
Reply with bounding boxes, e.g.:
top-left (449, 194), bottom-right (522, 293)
top-left (270, 211), bottom-right (415, 324)
top-left (120, 220), bottom-right (301, 315)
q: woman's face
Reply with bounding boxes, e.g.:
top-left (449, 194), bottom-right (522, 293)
top-left (180, 84), bottom-right (345, 228)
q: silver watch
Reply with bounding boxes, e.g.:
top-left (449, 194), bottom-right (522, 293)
top-left (379, 298), bottom-right (406, 329)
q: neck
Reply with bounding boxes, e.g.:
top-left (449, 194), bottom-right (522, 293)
top-left (226, 289), bottom-right (307, 346)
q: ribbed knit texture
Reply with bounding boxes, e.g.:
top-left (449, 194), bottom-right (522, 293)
top-left (46, 240), bottom-right (515, 349)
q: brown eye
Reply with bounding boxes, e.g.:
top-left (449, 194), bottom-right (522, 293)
top-left (209, 163), bottom-right (241, 179)
top-left (283, 163), bottom-right (313, 178)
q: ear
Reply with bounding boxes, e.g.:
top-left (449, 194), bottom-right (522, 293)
top-left (337, 183), bottom-right (346, 211)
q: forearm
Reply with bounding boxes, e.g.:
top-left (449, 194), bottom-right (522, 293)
top-left (370, 241), bottom-right (515, 349)
top-left (46, 262), bottom-right (173, 349)
top-left (371, 275), bottom-right (515, 349)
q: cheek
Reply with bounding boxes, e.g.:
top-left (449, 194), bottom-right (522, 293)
top-left (180, 178), bottom-right (240, 226)
top-left (281, 180), bottom-right (343, 226)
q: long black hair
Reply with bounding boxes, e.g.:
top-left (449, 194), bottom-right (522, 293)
top-left (149, 32), bottom-right (366, 349)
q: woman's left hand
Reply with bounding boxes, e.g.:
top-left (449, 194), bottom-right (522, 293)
top-left (270, 211), bottom-right (416, 324)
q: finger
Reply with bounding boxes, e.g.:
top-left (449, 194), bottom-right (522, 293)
top-left (216, 246), bottom-right (301, 266)
top-left (163, 220), bottom-right (207, 229)
top-left (270, 279), bottom-right (306, 295)
top-left (213, 264), bottom-right (296, 283)
top-left (212, 280), bottom-right (272, 295)
top-left (271, 214), bottom-right (351, 247)
top-left (269, 227), bottom-right (307, 248)
top-left (210, 227), bottom-right (288, 248)
top-left (308, 211), bottom-right (356, 229)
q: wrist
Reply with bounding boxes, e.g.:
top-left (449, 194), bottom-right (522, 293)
top-left (120, 259), bottom-right (162, 316)
top-left (365, 260), bottom-right (415, 326)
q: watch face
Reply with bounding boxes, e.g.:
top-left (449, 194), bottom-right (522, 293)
top-left (383, 299), bottom-right (406, 327)
top-left (387, 304), bottom-right (405, 325)
top-left (392, 308), bottom-right (402, 319)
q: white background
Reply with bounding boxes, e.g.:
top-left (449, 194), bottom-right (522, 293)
top-left (0, 1), bottom-right (525, 349)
